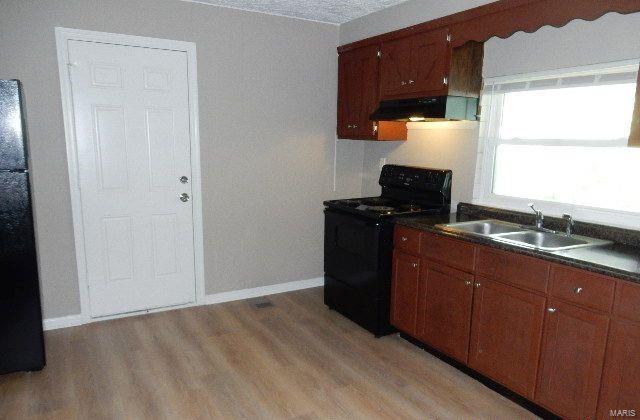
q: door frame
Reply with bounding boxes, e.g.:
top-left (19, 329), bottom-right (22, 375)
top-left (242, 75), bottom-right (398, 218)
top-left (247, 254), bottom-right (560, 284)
top-left (55, 27), bottom-right (206, 322)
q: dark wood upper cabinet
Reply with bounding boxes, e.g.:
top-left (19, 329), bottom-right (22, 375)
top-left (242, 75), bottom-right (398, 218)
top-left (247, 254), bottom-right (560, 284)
top-left (337, 45), bottom-right (378, 140)
top-left (535, 298), bottom-right (609, 419)
top-left (468, 277), bottom-right (546, 399)
top-left (379, 28), bottom-right (451, 100)
top-left (417, 260), bottom-right (474, 364)
top-left (337, 45), bottom-right (407, 141)
top-left (390, 250), bottom-right (421, 335)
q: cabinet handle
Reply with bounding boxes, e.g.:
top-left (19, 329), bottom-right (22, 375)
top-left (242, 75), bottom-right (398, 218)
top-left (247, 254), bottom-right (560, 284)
top-left (401, 236), bottom-right (408, 242)
top-left (474, 282), bottom-right (481, 288)
top-left (464, 280), bottom-right (472, 286)
top-left (443, 76), bottom-right (448, 85)
top-left (412, 263), bottom-right (418, 268)
top-left (573, 287), bottom-right (583, 294)
top-left (353, 124), bottom-right (358, 128)
top-left (346, 124), bottom-right (352, 129)
top-left (408, 79), bottom-right (415, 85)
top-left (547, 308), bottom-right (557, 313)
top-left (400, 80), bottom-right (407, 86)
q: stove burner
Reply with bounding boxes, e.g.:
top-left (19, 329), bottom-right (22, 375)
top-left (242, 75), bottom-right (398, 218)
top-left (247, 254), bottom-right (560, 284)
top-left (360, 197), bottom-right (391, 206)
top-left (367, 205), bottom-right (396, 214)
top-left (340, 199), bottom-right (361, 207)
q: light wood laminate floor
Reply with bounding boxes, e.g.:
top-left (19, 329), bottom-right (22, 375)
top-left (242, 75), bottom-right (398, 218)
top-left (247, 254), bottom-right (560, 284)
top-left (0, 287), bottom-right (537, 419)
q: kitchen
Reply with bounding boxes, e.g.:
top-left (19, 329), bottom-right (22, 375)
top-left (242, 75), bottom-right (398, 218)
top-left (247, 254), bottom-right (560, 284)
top-left (1, 0), bottom-right (639, 418)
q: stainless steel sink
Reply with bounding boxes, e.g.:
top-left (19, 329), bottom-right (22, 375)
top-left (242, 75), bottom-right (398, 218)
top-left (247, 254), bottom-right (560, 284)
top-left (494, 230), bottom-right (610, 251)
top-left (436, 220), bottom-right (611, 251)
top-left (437, 220), bottom-right (524, 236)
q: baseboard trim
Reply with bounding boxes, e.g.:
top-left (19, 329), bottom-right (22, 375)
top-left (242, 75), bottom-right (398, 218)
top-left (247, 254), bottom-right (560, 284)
top-left (43, 314), bottom-right (84, 331)
top-left (204, 277), bottom-right (324, 305)
top-left (43, 277), bottom-right (324, 331)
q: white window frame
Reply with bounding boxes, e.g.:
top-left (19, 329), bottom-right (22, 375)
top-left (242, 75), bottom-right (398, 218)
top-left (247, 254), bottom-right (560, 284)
top-left (473, 59), bottom-right (640, 229)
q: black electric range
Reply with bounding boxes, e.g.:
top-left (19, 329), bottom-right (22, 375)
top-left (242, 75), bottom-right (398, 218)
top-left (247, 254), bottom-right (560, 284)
top-left (323, 165), bottom-right (452, 336)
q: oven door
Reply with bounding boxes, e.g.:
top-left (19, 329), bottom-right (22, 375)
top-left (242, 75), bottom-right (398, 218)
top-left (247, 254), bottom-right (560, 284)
top-left (324, 209), bottom-right (392, 298)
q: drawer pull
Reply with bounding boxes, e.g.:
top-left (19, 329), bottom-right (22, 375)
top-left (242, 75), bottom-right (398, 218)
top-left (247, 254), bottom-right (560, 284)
top-left (547, 307), bottom-right (557, 313)
top-left (474, 282), bottom-right (481, 288)
top-left (573, 286), bottom-right (583, 294)
top-left (464, 280), bottom-right (472, 286)
top-left (401, 236), bottom-right (408, 242)
top-left (412, 263), bottom-right (418, 268)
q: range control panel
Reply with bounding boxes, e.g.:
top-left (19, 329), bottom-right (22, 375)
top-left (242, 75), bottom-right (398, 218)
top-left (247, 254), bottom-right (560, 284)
top-left (379, 164), bottom-right (452, 193)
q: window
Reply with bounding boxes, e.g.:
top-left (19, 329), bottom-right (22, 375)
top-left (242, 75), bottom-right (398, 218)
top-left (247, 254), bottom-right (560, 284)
top-left (475, 61), bottom-right (640, 227)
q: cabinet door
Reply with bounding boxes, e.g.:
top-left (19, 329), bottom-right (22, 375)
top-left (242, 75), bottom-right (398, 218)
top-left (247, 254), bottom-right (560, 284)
top-left (379, 36), bottom-right (413, 99)
top-left (418, 260), bottom-right (474, 363)
top-left (390, 250), bottom-right (421, 335)
top-left (597, 319), bottom-right (640, 418)
top-left (406, 28), bottom-right (450, 96)
top-left (536, 299), bottom-right (609, 418)
top-left (468, 277), bottom-right (546, 399)
top-left (337, 45), bottom-right (379, 140)
top-left (379, 29), bottom-right (450, 100)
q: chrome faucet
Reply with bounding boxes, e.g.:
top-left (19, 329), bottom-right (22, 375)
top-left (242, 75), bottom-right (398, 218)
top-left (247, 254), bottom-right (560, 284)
top-left (529, 203), bottom-right (544, 229)
top-left (562, 213), bottom-right (575, 236)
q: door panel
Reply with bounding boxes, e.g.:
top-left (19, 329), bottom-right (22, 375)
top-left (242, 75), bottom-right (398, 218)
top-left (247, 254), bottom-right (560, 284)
top-left (418, 260), bottom-right (474, 363)
top-left (468, 277), bottom-right (546, 398)
top-left (536, 298), bottom-right (609, 418)
top-left (598, 319), bottom-right (640, 417)
top-left (337, 45), bottom-right (379, 139)
top-left (68, 40), bottom-right (196, 317)
top-left (407, 28), bottom-right (450, 96)
top-left (379, 37), bottom-right (412, 99)
top-left (390, 250), bottom-right (420, 334)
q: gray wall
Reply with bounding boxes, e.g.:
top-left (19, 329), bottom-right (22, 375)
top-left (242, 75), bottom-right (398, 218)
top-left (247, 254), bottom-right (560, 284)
top-left (342, 3), bottom-right (640, 207)
top-left (1, 0), bottom-right (363, 319)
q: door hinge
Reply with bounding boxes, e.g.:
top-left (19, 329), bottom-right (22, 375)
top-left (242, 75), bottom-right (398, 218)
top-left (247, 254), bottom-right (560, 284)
top-left (377, 50), bottom-right (381, 58)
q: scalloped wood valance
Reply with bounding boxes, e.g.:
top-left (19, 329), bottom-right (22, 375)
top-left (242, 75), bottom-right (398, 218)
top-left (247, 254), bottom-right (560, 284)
top-left (338, 0), bottom-right (640, 52)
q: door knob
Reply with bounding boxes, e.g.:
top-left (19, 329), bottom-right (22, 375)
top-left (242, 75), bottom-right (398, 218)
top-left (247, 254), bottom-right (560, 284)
top-left (179, 176), bottom-right (189, 184)
top-left (179, 193), bottom-right (190, 202)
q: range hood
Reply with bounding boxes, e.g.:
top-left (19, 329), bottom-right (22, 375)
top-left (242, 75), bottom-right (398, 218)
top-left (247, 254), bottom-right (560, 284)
top-left (370, 96), bottom-right (479, 122)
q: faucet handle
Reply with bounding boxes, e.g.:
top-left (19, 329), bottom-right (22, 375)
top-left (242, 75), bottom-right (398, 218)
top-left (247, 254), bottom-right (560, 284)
top-left (529, 203), bottom-right (541, 215)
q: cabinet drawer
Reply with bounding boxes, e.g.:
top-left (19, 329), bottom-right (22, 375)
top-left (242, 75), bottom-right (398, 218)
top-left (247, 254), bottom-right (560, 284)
top-left (549, 265), bottom-right (615, 313)
top-left (394, 226), bottom-right (421, 255)
top-left (613, 280), bottom-right (640, 323)
top-left (476, 246), bottom-right (549, 293)
top-left (420, 232), bottom-right (475, 272)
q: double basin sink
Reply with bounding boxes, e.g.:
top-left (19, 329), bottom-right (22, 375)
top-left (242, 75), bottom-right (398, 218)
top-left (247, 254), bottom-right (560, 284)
top-left (436, 220), bottom-right (611, 252)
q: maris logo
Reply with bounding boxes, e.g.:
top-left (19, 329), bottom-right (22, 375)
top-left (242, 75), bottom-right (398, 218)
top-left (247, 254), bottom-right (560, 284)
top-left (610, 409), bottom-right (636, 417)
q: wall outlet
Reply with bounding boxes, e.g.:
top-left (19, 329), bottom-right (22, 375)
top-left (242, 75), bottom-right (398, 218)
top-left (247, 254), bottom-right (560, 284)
top-left (379, 157), bottom-right (387, 170)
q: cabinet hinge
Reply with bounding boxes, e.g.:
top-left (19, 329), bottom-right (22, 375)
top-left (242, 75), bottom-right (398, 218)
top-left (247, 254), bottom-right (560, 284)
top-left (376, 50), bottom-right (381, 58)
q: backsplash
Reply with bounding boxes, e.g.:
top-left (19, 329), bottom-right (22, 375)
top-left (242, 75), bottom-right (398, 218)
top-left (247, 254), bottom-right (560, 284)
top-left (458, 203), bottom-right (640, 248)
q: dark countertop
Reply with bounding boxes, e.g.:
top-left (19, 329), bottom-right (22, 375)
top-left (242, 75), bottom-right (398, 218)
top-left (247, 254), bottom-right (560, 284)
top-left (395, 213), bottom-right (640, 284)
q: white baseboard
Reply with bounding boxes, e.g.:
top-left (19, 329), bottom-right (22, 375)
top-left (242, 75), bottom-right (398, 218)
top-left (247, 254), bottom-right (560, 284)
top-left (43, 314), bottom-right (84, 331)
top-left (42, 277), bottom-right (324, 331)
top-left (204, 277), bottom-right (324, 305)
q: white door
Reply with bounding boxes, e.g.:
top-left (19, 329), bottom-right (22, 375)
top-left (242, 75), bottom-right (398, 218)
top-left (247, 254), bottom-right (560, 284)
top-left (67, 40), bottom-right (196, 317)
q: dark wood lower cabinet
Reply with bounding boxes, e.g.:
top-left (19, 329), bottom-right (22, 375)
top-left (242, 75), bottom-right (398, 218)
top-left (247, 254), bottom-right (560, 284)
top-left (417, 261), bottom-right (474, 363)
top-left (390, 250), bottom-right (421, 335)
top-left (535, 298), bottom-right (609, 419)
top-left (597, 319), bottom-right (640, 417)
top-left (390, 227), bottom-right (640, 419)
top-left (468, 277), bottom-right (546, 399)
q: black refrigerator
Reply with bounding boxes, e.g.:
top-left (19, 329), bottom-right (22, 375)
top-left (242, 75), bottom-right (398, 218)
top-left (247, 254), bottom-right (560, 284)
top-left (0, 79), bottom-right (45, 374)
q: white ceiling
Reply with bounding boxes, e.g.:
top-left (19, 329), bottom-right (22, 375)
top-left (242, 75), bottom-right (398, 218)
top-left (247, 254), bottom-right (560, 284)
top-left (184, 0), bottom-right (412, 24)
